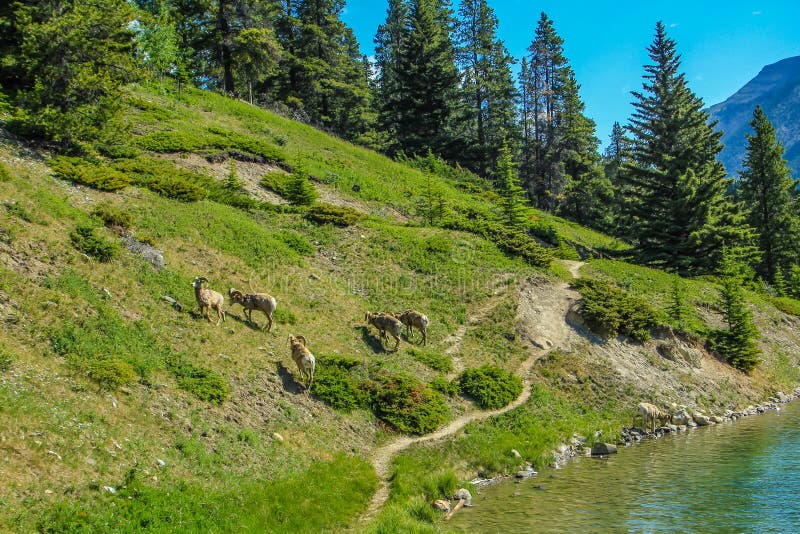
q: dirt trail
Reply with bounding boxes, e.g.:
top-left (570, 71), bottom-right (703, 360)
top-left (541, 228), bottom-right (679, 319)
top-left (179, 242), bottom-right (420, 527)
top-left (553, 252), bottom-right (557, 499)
top-left (358, 261), bottom-right (583, 524)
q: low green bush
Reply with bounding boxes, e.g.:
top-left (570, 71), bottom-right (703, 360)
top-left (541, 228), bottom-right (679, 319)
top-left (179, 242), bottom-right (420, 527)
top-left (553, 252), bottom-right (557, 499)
top-left (407, 347), bottom-right (453, 373)
top-left (572, 278), bottom-right (659, 342)
top-left (273, 307), bottom-right (297, 325)
top-left (70, 225), bottom-right (119, 262)
top-left (113, 157), bottom-right (207, 202)
top-left (277, 230), bottom-right (315, 256)
top-left (443, 216), bottom-right (552, 267)
top-left (285, 167), bottom-right (317, 206)
top-left (83, 356), bottom-right (138, 390)
top-left (168, 359), bottom-right (229, 404)
top-left (769, 296), bottom-right (800, 317)
top-left (366, 372), bottom-right (449, 434)
top-left (207, 127), bottom-right (287, 164)
top-left (429, 375), bottom-right (459, 397)
top-left (306, 203), bottom-right (362, 227)
top-left (260, 171), bottom-right (290, 196)
top-left (458, 365), bottom-right (522, 409)
top-left (95, 143), bottom-right (140, 159)
top-left (135, 130), bottom-right (209, 152)
top-left (92, 203), bottom-right (133, 229)
top-left (312, 355), bottom-right (369, 412)
top-left (50, 156), bottom-right (131, 191)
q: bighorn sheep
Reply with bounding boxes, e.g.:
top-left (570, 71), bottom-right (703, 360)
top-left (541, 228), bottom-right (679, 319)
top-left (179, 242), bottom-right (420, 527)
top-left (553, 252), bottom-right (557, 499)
top-left (191, 277), bottom-right (225, 325)
top-left (288, 334), bottom-right (315, 390)
top-left (365, 311), bottom-right (403, 351)
top-left (228, 289), bottom-right (277, 331)
top-left (633, 402), bottom-right (672, 433)
top-left (393, 309), bottom-right (429, 345)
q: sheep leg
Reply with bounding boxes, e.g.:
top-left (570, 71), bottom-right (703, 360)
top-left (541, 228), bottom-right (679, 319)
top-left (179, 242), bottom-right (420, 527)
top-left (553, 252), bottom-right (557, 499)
top-left (421, 329), bottom-right (427, 346)
top-left (392, 334), bottom-right (400, 351)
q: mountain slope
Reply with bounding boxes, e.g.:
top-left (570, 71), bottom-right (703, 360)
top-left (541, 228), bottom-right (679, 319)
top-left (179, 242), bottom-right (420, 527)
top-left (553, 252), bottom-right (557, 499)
top-left (1, 83), bottom-right (800, 531)
top-left (707, 55), bottom-right (800, 178)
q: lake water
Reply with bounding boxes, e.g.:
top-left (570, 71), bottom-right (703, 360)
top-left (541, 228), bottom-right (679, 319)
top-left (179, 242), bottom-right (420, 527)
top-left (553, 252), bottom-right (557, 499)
top-left (450, 400), bottom-right (800, 533)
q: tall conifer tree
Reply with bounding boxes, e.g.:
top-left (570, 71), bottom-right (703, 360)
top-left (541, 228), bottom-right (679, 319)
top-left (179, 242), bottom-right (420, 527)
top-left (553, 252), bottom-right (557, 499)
top-left (622, 22), bottom-right (754, 274)
top-left (454, 0), bottom-right (519, 176)
top-left (389, 0), bottom-right (461, 159)
top-left (738, 105), bottom-right (800, 282)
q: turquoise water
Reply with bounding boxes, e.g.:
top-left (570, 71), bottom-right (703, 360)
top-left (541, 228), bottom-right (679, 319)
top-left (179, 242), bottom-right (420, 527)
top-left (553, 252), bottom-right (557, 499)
top-left (450, 400), bottom-right (800, 533)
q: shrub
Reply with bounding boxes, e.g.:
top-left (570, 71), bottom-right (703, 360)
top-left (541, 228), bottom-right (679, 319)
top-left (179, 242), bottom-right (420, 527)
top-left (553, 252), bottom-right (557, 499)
top-left (70, 225), bottom-right (119, 262)
top-left (769, 296), bottom-right (800, 317)
top-left (312, 355), bottom-right (369, 412)
top-left (95, 143), bottom-right (140, 159)
top-left (458, 365), bottom-right (522, 409)
top-left (113, 157), bottom-right (207, 202)
top-left (366, 372), bottom-right (449, 434)
top-left (277, 230), bottom-right (315, 256)
top-left (206, 127), bottom-right (287, 164)
top-left (168, 359), bottom-right (229, 404)
top-left (572, 278), bottom-right (659, 342)
top-left (273, 307), bottom-right (297, 325)
top-left (92, 203), bottom-right (133, 229)
top-left (429, 375), bottom-right (459, 397)
top-left (135, 130), bottom-right (207, 152)
top-left (260, 171), bottom-right (290, 196)
top-left (407, 348), bottom-right (453, 373)
top-left (50, 156), bottom-right (130, 191)
top-left (84, 356), bottom-right (138, 390)
top-left (306, 203), bottom-right (362, 227)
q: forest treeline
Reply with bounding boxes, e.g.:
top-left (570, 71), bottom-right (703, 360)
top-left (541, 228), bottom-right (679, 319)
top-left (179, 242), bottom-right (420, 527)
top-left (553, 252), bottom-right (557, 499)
top-left (0, 0), bottom-right (798, 288)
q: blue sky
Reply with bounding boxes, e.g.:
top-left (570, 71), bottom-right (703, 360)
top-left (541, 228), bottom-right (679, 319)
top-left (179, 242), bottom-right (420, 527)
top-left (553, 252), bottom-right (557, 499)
top-left (341, 0), bottom-right (800, 149)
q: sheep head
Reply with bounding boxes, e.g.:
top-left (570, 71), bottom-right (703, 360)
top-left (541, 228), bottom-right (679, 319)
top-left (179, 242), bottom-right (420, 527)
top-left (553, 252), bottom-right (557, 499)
top-left (192, 276), bottom-right (209, 289)
top-left (228, 288), bottom-right (245, 303)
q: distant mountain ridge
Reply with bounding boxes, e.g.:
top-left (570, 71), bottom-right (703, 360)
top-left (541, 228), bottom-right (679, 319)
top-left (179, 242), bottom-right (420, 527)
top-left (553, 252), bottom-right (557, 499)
top-left (706, 55), bottom-right (800, 179)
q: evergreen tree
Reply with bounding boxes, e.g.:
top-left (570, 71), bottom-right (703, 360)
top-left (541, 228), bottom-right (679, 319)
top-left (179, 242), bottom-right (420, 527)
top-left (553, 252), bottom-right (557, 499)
top-left (622, 22), bottom-right (755, 274)
top-left (3, 0), bottom-right (136, 144)
top-left (603, 121), bottom-right (634, 238)
top-left (519, 12), bottom-right (568, 210)
top-left (286, 166), bottom-right (317, 206)
top-left (274, 0), bottom-right (372, 139)
top-left (494, 143), bottom-right (528, 229)
top-left (389, 0), bottom-right (461, 159)
top-left (373, 0), bottom-right (411, 153)
top-left (716, 251), bottom-right (761, 374)
top-left (666, 274), bottom-right (690, 331)
top-left (737, 105), bottom-right (800, 282)
top-left (232, 27), bottom-right (282, 104)
top-left (454, 0), bottom-right (519, 176)
top-left (789, 265), bottom-right (800, 299)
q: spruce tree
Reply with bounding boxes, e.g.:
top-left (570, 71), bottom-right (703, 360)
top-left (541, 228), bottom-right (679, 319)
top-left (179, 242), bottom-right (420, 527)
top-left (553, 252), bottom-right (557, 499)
top-left (390, 0), bottom-right (461, 159)
top-left (622, 22), bottom-right (755, 274)
top-left (286, 166), bottom-right (317, 206)
top-left (603, 122), bottom-right (634, 237)
top-left (4, 0), bottom-right (136, 144)
top-left (737, 105), bottom-right (800, 283)
top-left (494, 143), bottom-right (528, 230)
top-left (666, 275), bottom-right (690, 331)
top-left (454, 0), bottom-right (519, 177)
top-left (716, 251), bottom-right (761, 374)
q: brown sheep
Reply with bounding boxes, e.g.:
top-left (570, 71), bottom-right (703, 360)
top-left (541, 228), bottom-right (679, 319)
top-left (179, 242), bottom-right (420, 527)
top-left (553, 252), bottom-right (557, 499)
top-left (191, 277), bottom-right (225, 325)
top-left (394, 309), bottom-right (430, 345)
top-left (365, 311), bottom-right (403, 351)
top-left (288, 334), bottom-right (315, 390)
top-left (229, 289), bottom-right (277, 331)
top-left (633, 402), bottom-right (672, 433)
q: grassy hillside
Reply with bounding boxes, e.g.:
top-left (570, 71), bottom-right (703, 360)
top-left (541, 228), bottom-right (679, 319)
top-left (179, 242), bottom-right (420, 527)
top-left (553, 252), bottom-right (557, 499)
top-left (1, 83), bottom-right (799, 532)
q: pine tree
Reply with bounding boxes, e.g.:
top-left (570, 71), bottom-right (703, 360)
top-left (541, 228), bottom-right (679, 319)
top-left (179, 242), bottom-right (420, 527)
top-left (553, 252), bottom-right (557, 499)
top-left (716, 251), bottom-right (761, 374)
top-left (286, 166), bottom-right (317, 206)
top-left (737, 105), bottom-right (800, 283)
top-left (789, 265), bottom-right (800, 299)
top-left (666, 275), bottom-right (690, 331)
top-left (603, 122), bottom-right (634, 238)
top-left (274, 0), bottom-right (372, 139)
top-left (494, 143), bottom-right (528, 230)
top-left (622, 22), bottom-right (755, 274)
top-left (389, 0), bottom-right (461, 159)
top-left (454, 0), bottom-right (519, 177)
top-left (4, 0), bottom-right (136, 144)
top-left (373, 0), bottom-right (411, 153)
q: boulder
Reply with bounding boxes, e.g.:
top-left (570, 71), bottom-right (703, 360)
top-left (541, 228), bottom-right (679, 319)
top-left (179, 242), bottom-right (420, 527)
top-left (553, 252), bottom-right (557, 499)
top-left (591, 442), bottom-right (617, 456)
top-left (671, 408), bottom-right (692, 426)
top-left (694, 413), bottom-right (710, 426)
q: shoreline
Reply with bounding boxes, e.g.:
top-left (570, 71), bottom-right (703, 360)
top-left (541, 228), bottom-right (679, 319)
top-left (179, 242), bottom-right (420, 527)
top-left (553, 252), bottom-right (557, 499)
top-left (466, 386), bottom-right (800, 492)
